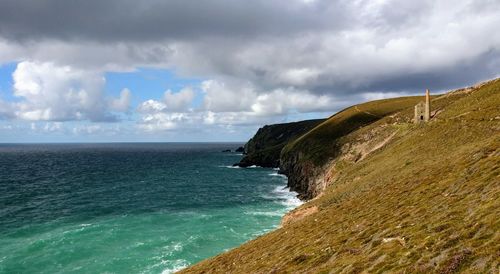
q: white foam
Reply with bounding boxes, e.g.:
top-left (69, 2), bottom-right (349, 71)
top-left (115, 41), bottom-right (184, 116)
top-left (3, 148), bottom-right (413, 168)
top-left (244, 211), bottom-right (283, 217)
top-left (268, 172), bottom-right (287, 178)
top-left (133, 242), bottom-right (145, 247)
top-left (271, 186), bottom-right (303, 209)
top-left (218, 165), bottom-right (240, 169)
top-left (160, 259), bottom-right (188, 274)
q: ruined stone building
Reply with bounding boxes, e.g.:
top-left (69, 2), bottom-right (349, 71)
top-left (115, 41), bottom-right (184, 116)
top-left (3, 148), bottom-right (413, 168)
top-left (414, 89), bottom-right (431, 123)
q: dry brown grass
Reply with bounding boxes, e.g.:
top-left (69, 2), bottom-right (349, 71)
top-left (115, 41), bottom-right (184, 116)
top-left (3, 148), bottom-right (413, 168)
top-left (181, 79), bottom-right (500, 274)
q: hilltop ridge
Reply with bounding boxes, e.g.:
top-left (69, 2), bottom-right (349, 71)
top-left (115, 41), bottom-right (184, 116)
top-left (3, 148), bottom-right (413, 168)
top-left (181, 78), bottom-right (500, 273)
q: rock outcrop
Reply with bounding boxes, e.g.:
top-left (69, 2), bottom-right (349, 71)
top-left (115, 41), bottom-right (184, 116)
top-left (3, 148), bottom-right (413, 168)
top-left (234, 119), bottom-right (324, 168)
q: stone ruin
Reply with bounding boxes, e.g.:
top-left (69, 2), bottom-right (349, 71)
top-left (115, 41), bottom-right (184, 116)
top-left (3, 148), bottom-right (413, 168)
top-left (414, 89), bottom-right (431, 123)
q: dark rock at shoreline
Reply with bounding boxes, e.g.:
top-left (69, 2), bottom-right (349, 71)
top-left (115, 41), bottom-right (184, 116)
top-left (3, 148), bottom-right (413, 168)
top-left (221, 149), bottom-right (232, 152)
top-left (235, 146), bottom-right (245, 153)
top-left (235, 152), bottom-right (278, 168)
top-left (233, 119), bottom-right (325, 168)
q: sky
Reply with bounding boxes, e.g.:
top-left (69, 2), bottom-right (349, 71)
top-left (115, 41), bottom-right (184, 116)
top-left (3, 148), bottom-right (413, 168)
top-left (0, 0), bottom-right (499, 142)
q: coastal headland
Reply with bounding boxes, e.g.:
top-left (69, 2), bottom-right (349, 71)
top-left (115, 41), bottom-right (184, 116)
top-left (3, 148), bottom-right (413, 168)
top-left (181, 78), bottom-right (500, 273)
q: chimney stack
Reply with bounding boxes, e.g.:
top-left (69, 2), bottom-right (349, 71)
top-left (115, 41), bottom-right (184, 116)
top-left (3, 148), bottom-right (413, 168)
top-left (425, 89), bottom-right (430, 122)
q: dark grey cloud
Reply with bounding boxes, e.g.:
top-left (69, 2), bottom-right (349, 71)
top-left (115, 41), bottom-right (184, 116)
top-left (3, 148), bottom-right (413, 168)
top-left (0, 0), bottom-right (348, 42)
top-left (364, 51), bottom-right (500, 93)
top-left (308, 49), bottom-right (500, 95)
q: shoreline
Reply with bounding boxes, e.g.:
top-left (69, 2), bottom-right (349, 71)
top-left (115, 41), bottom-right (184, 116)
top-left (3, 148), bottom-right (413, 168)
top-left (172, 163), bottom-right (303, 273)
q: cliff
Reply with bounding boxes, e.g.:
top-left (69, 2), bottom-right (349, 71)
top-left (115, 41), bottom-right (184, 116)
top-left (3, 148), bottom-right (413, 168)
top-left (181, 78), bottom-right (500, 273)
top-left (280, 96), bottom-right (425, 199)
top-left (235, 119), bottom-right (324, 168)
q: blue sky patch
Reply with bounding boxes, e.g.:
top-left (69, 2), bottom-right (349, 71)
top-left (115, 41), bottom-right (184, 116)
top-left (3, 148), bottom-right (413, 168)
top-left (105, 68), bottom-right (205, 108)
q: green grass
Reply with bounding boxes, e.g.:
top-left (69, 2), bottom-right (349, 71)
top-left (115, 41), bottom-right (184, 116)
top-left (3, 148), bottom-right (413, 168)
top-left (181, 79), bottom-right (500, 273)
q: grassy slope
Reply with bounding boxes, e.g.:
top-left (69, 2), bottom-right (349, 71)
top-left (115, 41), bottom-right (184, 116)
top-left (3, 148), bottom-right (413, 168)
top-left (181, 80), bottom-right (499, 273)
top-left (282, 96), bottom-right (426, 166)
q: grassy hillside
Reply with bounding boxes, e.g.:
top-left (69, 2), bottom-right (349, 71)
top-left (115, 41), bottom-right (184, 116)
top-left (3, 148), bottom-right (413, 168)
top-left (181, 79), bottom-right (499, 273)
top-left (282, 96), bottom-right (427, 166)
top-left (236, 119), bottom-right (324, 167)
top-left (280, 96), bottom-right (430, 199)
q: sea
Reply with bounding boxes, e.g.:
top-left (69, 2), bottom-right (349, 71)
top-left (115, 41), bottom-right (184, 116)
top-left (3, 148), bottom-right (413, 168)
top-left (0, 143), bottom-right (301, 273)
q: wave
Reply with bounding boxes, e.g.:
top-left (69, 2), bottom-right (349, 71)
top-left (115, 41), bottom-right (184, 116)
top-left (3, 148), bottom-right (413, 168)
top-left (244, 211), bottom-right (283, 217)
top-left (152, 241), bottom-right (192, 273)
top-left (271, 186), bottom-right (303, 209)
top-left (268, 172), bottom-right (287, 178)
top-left (160, 259), bottom-right (188, 274)
top-left (218, 165), bottom-right (240, 169)
top-left (219, 165), bottom-right (266, 169)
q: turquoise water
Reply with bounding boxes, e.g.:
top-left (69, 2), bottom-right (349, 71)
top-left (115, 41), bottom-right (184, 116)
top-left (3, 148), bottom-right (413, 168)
top-left (0, 143), bottom-right (300, 273)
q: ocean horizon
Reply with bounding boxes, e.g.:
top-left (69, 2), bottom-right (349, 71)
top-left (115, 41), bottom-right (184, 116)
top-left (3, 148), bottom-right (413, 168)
top-left (0, 143), bottom-right (301, 273)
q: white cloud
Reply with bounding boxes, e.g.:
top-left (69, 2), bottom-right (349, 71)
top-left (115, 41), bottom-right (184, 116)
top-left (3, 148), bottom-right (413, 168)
top-left (202, 79), bottom-right (335, 116)
top-left (164, 87), bottom-right (195, 111)
top-left (42, 122), bottom-right (63, 133)
top-left (138, 112), bottom-right (188, 131)
top-left (71, 124), bottom-right (103, 135)
top-left (251, 88), bottom-right (333, 116)
top-left (10, 61), bottom-right (130, 122)
top-left (137, 99), bottom-right (167, 113)
top-left (109, 88), bottom-right (131, 112)
top-left (201, 80), bottom-right (255, 112)
top-left (136, 79), bottom-right (337, 131)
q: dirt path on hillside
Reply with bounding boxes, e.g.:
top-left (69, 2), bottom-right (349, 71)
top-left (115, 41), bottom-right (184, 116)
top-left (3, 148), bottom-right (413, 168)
top-left (354, 106), bottom-right (379, 117)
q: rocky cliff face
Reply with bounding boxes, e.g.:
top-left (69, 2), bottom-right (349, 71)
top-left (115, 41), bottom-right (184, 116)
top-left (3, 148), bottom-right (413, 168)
top-left (235, 119), bottom-right (324, 168)
top-left (280, 122), bottom-right (403, 200)
top-left (279, 152), bottom-right (328, 199)
top-left (280, 97), bottom-right (422, 199)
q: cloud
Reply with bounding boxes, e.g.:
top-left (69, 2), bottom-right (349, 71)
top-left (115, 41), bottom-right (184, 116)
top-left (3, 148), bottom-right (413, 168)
top-left (201, 80), bottom-right (255, 112)
top-left (137, 99), bottom-right (167, 113)
top-left (136, 87), bottom-right (195, 118)
top-left (109, 88), bottom-right (132, 112)
top-left (164, 87), bottom-right (195, 111)
top-left (0, 0), bottom-right (499, 140)
top-left (20, 121), bottom-right (124, 136)
top-left (0, 0), bottom-right (338, 42)
top-left (138, 112), bottom-right (188, 131)
top-left (251, 88), bottom-right (333, 115)
top-left (0, 0), bottom-right (498, 97)
top-left (136, 79), bottom-right (337, 131)
top-left (11, 61), bottom-right (130, 122)
top-left (70, 124), bottom-right (123, 136)
top-left (201, 79), bottom-right (336, 115)
top-left (0, 99), bottom-right (14, 119)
